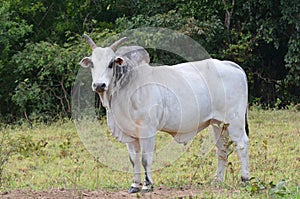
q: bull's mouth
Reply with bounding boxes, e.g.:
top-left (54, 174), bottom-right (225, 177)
top-left (95, 87), bottom-right (106, 93)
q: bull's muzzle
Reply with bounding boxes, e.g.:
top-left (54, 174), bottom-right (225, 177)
top-left (93, 83), bottom-right (106, 93)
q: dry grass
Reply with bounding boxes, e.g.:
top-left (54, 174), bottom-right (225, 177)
top-left (0, 108), bottom-right (299, 198)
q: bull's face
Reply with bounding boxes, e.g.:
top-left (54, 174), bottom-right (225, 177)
top-left (80, 47), bottom-right (115, 92)
top-left (79, 34), bottom-right (127, 93)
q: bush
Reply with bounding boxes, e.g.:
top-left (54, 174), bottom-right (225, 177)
top-left (0, 128), bottom-right (14, 184)
top-left (11, 41), bottom-right (83, 120)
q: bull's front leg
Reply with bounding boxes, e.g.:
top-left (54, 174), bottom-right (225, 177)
top-left (141, 136), bottom-right (155, 192)
top-left (127, 139), bottom-right (142, 193)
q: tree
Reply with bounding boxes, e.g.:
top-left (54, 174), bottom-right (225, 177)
top-left (116, 0), bottom-right (299, 106)
top-left (0, 0), bottom-right (299, 122)
top-left (0, 1), bottom-right (32, 119)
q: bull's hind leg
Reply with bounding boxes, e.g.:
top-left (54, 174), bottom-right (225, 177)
top-left (227, 122), bottom-right (250, 182)
top-left (212, 125), bottom-right (229, 182)
top-left (127, 139), bottom-right (142, 193)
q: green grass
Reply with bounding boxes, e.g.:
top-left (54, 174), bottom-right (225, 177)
top-left (0, 108), bottom-right (299, 198)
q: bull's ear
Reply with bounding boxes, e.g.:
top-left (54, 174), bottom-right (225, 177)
top-left (79, 57), bottom-right (93, 68)
top-left (114, 57), bottom-right (126, 66)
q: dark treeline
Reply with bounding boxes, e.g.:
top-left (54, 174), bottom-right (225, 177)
top-left (0, 0), bottom-right (299, 122)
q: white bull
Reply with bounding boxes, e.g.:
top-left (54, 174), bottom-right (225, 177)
top-left (80, 35), bottom-right (250, 193)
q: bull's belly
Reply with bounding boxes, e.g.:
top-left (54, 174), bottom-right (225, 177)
top-left (159, 105), bottom-right (212, 144)
top-left (160, 119), bottom-right (211, 144)
top-left (160, 115), bottom-right (210, 133)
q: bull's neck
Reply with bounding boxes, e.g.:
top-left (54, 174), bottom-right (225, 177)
top-left (111, 67), bottom-right (136, 94)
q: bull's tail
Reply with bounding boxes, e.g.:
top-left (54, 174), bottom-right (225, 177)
top-left (245, 108), bottom-right (249, 137)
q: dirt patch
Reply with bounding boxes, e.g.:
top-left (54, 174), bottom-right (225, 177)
top-left (1, 187), bottom-right (206, 199)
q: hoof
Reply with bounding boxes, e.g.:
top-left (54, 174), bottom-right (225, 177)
top-left (141, 184), bottom-right (153, 193)
top-left (128, 186), bottom-right (140, 194)
top-left (241, 176), bottom-right (250, 182)
top-left (213, 177), bottom-right (223, 185)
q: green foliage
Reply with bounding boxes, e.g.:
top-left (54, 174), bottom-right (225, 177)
top-left (0, 1), bottom-right (32, 120)
top-left (0, 1), bottom-right (32, 59)
top-left (14, 134), bottom-right (48, 158)
top-left (269, 180), bottom-right (291, 197)
top-left (0, 128), bottom-right (14, 185)
top-left (59, 136), bottom-right (72, 157)
top-left (244, 177), bottom-right (266, 195)
top-left (245, 178), bottom-right (291, 198)
top-left (0, 0), bottom-right (299, 121)
top-left (284, 34), bottom-right (300, 98)
top-left (116, 0), bottom-right (299, 107)
top-left (232, 0), bottom-right (299, 106)
top-left (11, 41), bottom-right (79, 119)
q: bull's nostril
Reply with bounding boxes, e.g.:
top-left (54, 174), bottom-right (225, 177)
top-left (100, 83), bottom-right (106, 88)
top-left (94, 83), bottom-right (106, 92)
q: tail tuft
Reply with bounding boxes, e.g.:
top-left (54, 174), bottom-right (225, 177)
top-left (245, 109), bottom-right (249, 136)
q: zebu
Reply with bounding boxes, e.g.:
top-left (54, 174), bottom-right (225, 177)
top-left (80, 34), bottom-right (250, 193)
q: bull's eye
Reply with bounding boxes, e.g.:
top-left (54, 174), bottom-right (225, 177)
top-left (108, 59), bottom-right (114, 69)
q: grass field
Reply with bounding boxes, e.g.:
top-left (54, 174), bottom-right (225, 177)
top-left (0, 108), bottom-right (299, 198)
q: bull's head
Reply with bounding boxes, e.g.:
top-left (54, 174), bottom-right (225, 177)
top-left (79, 34), bottom-right (128, 93)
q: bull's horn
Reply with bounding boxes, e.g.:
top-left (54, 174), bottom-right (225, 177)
top-left (83, 34), bottom-right (97, 50)
top-left (110, 37), bottom-right (127, 51)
